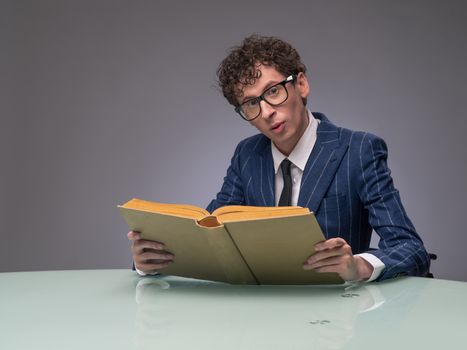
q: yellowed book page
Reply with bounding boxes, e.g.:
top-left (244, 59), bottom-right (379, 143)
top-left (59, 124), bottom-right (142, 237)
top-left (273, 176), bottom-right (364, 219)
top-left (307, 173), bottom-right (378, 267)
top-left (212, 205), bottom-right (306, 217)
top-left (120, 198), bottom-right (209, 220)
top-left (224, 213), bottom-right (344, 285)
top-left (218, 207), bottom-right (310, 223)
top-left (119, 206), bottom-right (256, 284)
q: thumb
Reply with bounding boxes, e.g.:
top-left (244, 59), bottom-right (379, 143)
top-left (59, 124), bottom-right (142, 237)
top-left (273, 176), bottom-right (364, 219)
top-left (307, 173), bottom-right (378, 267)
top-left (127, 231), bottom-right (141, 241)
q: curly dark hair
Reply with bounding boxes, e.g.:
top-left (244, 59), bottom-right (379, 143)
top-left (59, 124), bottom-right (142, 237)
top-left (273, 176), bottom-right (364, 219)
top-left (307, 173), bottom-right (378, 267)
top-left (217, 34), bottom-right (307, 107)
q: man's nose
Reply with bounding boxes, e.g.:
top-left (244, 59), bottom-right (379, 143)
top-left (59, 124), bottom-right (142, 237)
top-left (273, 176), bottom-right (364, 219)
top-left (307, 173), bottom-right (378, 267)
top-left (260, 100), bottom-right (275, 119)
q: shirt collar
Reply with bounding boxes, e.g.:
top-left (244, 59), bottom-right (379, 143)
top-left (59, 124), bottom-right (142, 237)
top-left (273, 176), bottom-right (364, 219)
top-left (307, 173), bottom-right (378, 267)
top-left (271, 109), bottom-right (319, 174)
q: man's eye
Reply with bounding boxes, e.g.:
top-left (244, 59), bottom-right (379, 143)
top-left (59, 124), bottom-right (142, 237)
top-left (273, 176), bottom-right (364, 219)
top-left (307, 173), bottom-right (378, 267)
top-left (246, 99), bottom-right (259, 108)
top-left (266, 86), bottom-right (279, 96)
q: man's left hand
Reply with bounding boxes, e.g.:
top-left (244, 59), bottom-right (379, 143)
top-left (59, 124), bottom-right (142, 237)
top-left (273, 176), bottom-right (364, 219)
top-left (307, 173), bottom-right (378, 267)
top-left (303, 238), bottom-right (373, 281)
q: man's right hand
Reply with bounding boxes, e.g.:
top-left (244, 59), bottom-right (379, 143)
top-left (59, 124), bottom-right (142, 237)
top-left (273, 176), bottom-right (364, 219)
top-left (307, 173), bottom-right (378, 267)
top-left (127, 231), bottom-right (174, 274)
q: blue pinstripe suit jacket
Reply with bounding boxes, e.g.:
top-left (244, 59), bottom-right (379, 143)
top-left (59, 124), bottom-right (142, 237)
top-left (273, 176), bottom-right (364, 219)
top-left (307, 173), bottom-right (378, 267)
top-left (207, 113), bottom-right (430, 281)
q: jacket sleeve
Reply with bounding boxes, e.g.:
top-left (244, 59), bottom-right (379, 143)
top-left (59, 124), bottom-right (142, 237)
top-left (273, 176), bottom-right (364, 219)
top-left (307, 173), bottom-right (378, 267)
top-left (357, 134), bottom-right (430, 280)
top-left (206, 142), bottom-right (246, 213)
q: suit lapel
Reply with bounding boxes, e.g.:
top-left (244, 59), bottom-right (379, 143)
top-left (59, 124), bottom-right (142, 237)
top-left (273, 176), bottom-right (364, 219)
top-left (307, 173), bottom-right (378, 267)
top-left (298, 115), bottom-right (348, 213)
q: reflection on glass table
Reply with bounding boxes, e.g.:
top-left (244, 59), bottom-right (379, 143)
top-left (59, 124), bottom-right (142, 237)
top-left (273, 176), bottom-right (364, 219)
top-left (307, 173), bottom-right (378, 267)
top-left (133, 276), bottom-right (390, 350)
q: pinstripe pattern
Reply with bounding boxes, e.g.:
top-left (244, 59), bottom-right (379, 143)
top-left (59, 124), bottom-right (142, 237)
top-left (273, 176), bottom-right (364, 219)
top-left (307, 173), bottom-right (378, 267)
top-left (207, 113), bottom-right (430, 280)
top-left (260, 158), bottom-right (267, 206)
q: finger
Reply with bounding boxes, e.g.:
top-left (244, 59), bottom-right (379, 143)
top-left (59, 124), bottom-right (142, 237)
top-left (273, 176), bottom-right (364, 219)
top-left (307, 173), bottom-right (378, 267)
top-left (132, 239), bottom-right (166, 253)
top-left (304, 255), bottom-right (359, 281)
top-left (138, 251), bottom-right (174, 262)
top-left (132, 246), bottom-right (173, 260)
top-left (135, 260), bottom-right (172, 273)
top-left (314, 237), bottom-right (347, 252)
top-left (310, 263), bottom-right (357, 281)
top-left (127, 231), bottom-right (141, 241)
top-left (303, 255), bottom-right (343, 270)
top-left (306, 244), bottom-right (351, 265)
top-left (306, 264), bottom-right (340, 274)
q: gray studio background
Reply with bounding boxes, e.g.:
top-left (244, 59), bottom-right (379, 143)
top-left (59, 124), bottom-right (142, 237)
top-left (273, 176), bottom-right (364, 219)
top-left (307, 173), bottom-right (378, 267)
top-left (2, 0), bottom-right (466, 281)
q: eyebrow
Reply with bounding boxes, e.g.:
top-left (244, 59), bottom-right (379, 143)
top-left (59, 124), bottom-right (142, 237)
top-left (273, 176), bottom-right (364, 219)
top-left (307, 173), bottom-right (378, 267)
top-left (241, 79), bottom-right (282, 103)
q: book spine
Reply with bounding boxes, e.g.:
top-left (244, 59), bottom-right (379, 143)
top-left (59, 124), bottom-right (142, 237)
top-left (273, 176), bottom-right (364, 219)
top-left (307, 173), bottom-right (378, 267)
top-left (202, 225), bottom-right (258, 284)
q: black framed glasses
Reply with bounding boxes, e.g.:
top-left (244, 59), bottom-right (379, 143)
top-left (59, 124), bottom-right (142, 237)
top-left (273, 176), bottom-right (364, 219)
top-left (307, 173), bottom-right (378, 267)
top-left (235, 75), bottom-right (297, 121)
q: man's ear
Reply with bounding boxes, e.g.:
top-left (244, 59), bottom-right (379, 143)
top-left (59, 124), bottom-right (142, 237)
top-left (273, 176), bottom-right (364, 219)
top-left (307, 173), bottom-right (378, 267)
top-left (297, 72), bottom-right (310, 98)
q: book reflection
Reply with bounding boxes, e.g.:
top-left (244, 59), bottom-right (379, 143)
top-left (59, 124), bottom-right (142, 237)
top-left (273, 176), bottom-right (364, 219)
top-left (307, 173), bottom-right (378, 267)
top-left (131, 276), bottom-right (388, 350)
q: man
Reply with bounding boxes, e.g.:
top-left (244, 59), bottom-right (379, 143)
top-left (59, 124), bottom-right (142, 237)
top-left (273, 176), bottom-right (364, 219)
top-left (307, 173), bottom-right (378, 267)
top-left (128, 35), bottom-right (430, 282)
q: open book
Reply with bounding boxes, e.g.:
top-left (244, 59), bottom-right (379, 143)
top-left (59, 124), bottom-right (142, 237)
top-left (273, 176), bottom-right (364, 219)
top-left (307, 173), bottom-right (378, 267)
top-left (118, 198), bottom-right (343, 285)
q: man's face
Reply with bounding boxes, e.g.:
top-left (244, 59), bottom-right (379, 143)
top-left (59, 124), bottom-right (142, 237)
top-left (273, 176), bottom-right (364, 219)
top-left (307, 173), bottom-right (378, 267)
top-left (237, 65), bottom-right (310, 156)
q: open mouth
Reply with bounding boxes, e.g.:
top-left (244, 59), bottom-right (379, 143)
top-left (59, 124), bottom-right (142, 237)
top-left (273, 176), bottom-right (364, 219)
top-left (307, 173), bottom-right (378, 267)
top-left (271, 121), bottom-right (285, 133)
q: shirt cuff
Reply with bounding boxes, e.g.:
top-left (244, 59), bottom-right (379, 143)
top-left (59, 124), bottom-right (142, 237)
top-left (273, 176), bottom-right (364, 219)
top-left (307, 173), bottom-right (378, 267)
top-left (356, 253), bottom-right (385, 282)
top-left (135, 266), bottom-right (160, 276)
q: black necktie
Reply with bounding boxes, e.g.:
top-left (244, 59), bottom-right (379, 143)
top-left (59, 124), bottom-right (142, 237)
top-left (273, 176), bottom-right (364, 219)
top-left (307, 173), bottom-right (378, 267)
top-left (278, 159), bottom-right (292, 206)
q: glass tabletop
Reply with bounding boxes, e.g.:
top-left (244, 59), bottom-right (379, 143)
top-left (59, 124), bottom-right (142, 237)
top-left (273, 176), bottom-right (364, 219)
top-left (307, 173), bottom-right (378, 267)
top-left (1, 269), bottom-right (466, 350)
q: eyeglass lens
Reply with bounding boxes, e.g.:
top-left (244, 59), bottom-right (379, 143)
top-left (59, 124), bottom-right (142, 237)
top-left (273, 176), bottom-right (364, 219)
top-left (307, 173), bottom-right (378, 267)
top-left (241, 83), bottom-right (288, 120)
